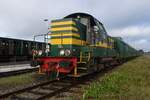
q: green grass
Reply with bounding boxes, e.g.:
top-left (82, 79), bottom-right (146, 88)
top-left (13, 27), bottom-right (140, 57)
top-left (0, 72), bottom-right (53, 89)
top-left (0, 73), bottom-right (35, 88)
top-left (83, 55), bottom-right (150, 100)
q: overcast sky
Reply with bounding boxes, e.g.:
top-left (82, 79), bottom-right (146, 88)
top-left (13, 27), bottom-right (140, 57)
top-left (0, 0), bottom-right (150, 51)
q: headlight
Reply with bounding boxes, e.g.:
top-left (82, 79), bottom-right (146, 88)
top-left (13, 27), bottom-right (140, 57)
top-left (38, 50), bottom-right (42, 55)
top-left (45, 49), bottom-right (49, 53)
top-left (65, 49), bottom-right (71, 56)
top-left (60, 50), bottom-right (65, 55)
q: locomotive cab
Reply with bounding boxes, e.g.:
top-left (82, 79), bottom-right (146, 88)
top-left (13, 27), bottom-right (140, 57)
top-left (49, 13), bottom-right (109, 58)
top-left (65, 13), bottom-right (108, 46)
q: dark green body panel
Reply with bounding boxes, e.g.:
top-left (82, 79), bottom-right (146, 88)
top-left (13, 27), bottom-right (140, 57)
top-left (50, 44), bottom-right (117, 59)
top-left (51, 18), bottom-right (74, 22)
top-left (81, 46), bottom-right (117, 58)
top-left (15, 41), bottom-right (22, 56)
top-left (74, 20), bottom-right (86, 40)
top-left (49, 18), bottom-right (138, 60)
top-left (49, 37), bottom-right (138, 60)
top-left (49, 45), bottom-right (81, 57)
top-left (113, 37), bottom-right (138, 58)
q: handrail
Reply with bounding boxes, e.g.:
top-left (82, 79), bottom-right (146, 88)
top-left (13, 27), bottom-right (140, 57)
top-left (79, 51), bottom-right (92, 63)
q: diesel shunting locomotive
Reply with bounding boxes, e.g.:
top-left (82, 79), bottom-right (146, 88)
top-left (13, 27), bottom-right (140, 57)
top-left (31, 13), bottom-right (140, 78)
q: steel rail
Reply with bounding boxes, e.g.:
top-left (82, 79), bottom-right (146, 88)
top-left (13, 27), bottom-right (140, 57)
top-left (0, 64), bottom-right (119, 99)
top-left (0, 67), bottom-right (38, 78)
top-left (0, 78), bottom-right (63, 99)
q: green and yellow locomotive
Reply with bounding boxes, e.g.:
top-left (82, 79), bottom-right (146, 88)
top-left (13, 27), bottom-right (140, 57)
top-left (31, 13), bottom-right (139, 77)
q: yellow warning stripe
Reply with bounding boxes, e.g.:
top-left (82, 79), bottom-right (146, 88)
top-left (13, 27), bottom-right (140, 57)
top-left (51, 27), bottom-right (78, 32)
top-left (50, 33), bottom-right (80, 38)
top-left (51, 21), bottom-right (76, 26)
top-left (50, 38), bottom-right (86, 45)
top-left (91, 42), bottom-right (113, 48)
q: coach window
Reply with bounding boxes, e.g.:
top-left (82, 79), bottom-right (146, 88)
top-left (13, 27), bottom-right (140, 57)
top-left (2, 41), bottom-right (6, 46)
top-left (25, 43), bottom-right (28, 48)
top-left (78, 17), bottom-right (88, 26)
top-left (94, 19), bottom-right (107, 41)
top-left (99, 23), bottom-right (107, 40)
top-left (6, 41), bottom-right (9, 46)
top-left (93, 26), bottom-right (100, 44)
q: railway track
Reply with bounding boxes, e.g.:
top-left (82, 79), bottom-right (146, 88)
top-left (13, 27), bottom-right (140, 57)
top-left (0, 67), bottom-right (38, 78)
top-left (0, 76), bottom-right (74, 100)
top-left (0, 73), bottom-right (95, 100)
top-left (0, 64), bottom-right (118, 100)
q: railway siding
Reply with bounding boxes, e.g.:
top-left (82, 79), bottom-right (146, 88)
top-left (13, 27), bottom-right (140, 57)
top-left (83, 55), bottom-right (150, 99)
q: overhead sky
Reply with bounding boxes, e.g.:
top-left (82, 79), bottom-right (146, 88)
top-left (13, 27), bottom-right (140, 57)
top-left (0, 0), bottom-right (150, 51)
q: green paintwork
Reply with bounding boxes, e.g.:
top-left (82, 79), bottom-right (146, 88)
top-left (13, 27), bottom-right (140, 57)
top-left (74, 20), bottom-right (86, 41)
top-left (49, 44), bottom-right (81, 57)
top-left (38, 17), bottom-right (139, 62)
top-left (51, 30), bottom-right (78, 34)
top-left (51, 36), bottom-right (80, 40)
top-left (51, 18), bottom-right (73, 22)
top-left (113, 37), bottom-right (138, 58)
top-left (51, 24), bottom-right (76, 28)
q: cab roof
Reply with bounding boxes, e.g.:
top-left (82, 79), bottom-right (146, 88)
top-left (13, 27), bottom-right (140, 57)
top-left (64, 12), bottom-right (102, 26)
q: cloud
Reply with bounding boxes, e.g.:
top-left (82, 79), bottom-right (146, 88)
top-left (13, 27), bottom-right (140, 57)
top-left (0, 0), bottom-right (150, 51)
top-left (137, 39), bottom-right (148, 44)
top-left (108, 25), bottom-right (150, 52)
top-left (109, 25), bottom-right (150, 37)
top-left (129, 39), bottom-right (150, 51)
